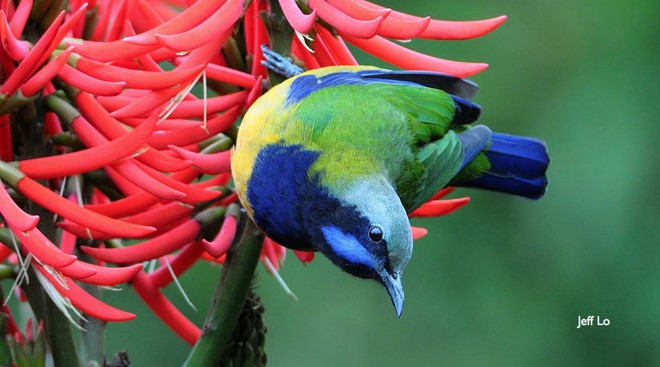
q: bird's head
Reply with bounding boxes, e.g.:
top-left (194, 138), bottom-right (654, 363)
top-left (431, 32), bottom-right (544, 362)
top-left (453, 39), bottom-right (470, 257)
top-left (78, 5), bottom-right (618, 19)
top-left (313, 176), bottom-right (413, 317)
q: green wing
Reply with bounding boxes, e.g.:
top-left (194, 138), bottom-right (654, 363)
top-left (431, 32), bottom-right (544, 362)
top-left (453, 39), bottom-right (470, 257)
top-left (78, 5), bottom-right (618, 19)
top-left (284, 75), bottom-right (467, 212)
top-left (372, 84), bottom-right (466, 212)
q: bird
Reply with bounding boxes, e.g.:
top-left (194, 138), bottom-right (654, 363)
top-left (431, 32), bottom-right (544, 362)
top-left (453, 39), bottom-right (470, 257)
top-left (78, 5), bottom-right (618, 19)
top-left (231, 65), bottom-right (549, 317)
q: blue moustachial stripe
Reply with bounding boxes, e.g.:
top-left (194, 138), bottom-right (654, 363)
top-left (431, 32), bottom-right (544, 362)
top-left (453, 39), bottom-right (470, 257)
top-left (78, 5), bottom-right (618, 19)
top-left (321, 226), bottom-right (378, 269)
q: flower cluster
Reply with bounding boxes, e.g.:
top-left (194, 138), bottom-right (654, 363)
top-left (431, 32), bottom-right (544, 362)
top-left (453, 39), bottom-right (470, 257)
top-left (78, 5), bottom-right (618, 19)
top-left (0, 0), bottom-right (502, 350)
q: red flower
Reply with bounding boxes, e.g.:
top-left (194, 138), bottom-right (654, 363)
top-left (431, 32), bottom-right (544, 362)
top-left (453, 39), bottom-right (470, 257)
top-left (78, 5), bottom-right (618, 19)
top-left (0, 0), bottom-right (498, 349)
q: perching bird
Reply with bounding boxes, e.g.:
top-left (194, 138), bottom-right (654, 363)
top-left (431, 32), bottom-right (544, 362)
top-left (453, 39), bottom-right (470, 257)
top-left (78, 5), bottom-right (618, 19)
top-left (231, 65), bottom-right (549, 316)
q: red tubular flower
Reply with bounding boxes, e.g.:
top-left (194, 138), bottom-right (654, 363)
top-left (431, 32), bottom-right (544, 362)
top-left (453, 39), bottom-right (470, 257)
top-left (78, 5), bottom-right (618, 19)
top-left (159, 91), bottom-right (248, 120)
top-left (0, 182), bottom-right (38, 231)
top-left (33, 262), bottom-right (136, 322)
top-left (81, 218), bottom-right (200, 264)
top-left (293, 249), bottom-right (315, 263)
top-left (146, 106), bottom-right (242, 149)
top-left (154, 0), bottom-right (244, 51)
top-left (0, 11), bottom-right (65, 96)
top-left (81, 206), bottom-right (224, 264)
top-left (203, 204), bottom-right (240, 258)
top-left (0, 11), bottom-right (30, 61)
top-left (281, 0), bottom-right (504, 76)
top-left (12, 228), bottom-right (77, 268)
top-left (58, 65), bottom-right (127, 96)
top-left (73, 57), bottom-right (205, 90)
top-left (0, 0), bottom-right (501, 350)
top-left (19, 47), bottom-right (74, 97)
top-left (0, 164), bottom-right (156, 238)
top-left (7, 0), bottom-right (31, 37)
top-left (59, 262), bottom-right (143, 286)
top-left (132, 271), bottom-right (201, 344)
top-left (59, 200), bottom-right (194, 240)
top-left (344, 35), bottom-right (488, 77)
top-left (309, 0), bottom-right (382, 39)
top-left (17, 110), bottom-right (158, 179)
top-left (205, 64), bottom-right (258, 89)
top-left (149, 240), bottom-right (205, 288)
top-left (279, 0), bottom-right (317, 33)
top-left (411, 226), bottom-right (429, 240)
top-left (168, 145), bottom-right (231, 175)
top-left (409, 197), bottom-right (471, 218)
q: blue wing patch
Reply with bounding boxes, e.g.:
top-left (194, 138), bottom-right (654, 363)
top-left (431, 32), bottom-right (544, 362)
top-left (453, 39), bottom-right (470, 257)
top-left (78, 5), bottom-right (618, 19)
top-left (285, 70), bottom-right (482, 126)
top-left (285, 71), bottom-right (419, 106)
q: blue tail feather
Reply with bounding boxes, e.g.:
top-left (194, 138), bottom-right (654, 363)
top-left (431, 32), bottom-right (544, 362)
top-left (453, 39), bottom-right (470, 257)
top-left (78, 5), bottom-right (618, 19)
top-left (462, 132), bottom-right (550, 199)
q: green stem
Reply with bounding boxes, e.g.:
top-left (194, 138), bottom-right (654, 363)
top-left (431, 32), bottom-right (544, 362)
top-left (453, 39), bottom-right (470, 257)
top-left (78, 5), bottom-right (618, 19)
top-left (0, 286), bottom-right (14, 367)
top-left (79, 254), bottom-right (106, 366)
top-left (22, 267), bottom-right (81, 367)
top-left (264, 0), bottom-right (295, 86)
top-left (183, 217), bottom-right (264, 367)
top-left (12, 97), bottom-right (82, 367)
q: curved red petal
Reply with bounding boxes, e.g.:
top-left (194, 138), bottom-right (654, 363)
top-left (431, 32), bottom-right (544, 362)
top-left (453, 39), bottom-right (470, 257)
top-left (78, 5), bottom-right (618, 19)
top-left (418, 16), bottom-right (508, 40)
top-left (409, 197), bottom-right (471, 218)
top-left (8, 0), bottom-right (32, 38)
top-left (0, 183), bottom-right (39, 231)
top-left (315, 25), bottom-right (358, 66)
top-left (279, 0), bottom-right (317, 33)
top-left (150, 241), bottom-right (204, 288)
top-left (205, 63), bottom-right (258, 89)
top-left (164, 91), bottom-right (247, 119)
top-left (75, 57), bottom-right (204, 90)
top-left (146, 106), bottom-right (241, 149)
top-left (59, 261), bottom-right (142, 286)
top-left (81, 219), bottom-right (200, 264)
top-left (123, 0), bottom-right (227, 46)
top-left (344, 34), bottom-right (488, 77)
top-left (18, 113), bottom-right (157, 179)
top-left (411, 226), bottom-right (428, 240)
top-left (202, 214), bottom-right (237, 258)
top-left (132, 161), bottom-right (220, 203)
top-left (168, 146), bottom-right (231, 175)
top-left (309, 0), bottom-right (381, 39)
top-left (132, 272), bottom-right (200, 344)
top-left (58, 64), bottom-right (126, 96)
top-left (34, 263), bottom-right (135, 322)
top-left (0, 11), bottom-right (65, 95)
top-left (16, 177), bottom-right (155, 238)
top-left (84, 168), bottom-right (200, 218)
top-left (13, 228), bottom-right (77, 268)
top-left (0, 11), bottom-right (30, 61)
top-left (153, 0), bottom-right (242, 51)
top-left (293, 249), bottom-right (315, 263)
top-left (351, 0), bottom-right (506, 40)
top-left (20, 47), bottom-right (73, 97)
top-left (326, 0), bottom-right (390, 20)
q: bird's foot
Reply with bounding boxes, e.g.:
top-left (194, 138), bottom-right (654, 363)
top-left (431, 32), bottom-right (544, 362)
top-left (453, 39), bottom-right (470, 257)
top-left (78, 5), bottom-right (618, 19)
top-left (260, 45), bottom-right (304, 78)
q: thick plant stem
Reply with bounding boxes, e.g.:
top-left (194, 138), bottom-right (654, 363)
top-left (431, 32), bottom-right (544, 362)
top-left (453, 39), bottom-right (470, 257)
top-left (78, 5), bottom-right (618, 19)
top-left (264, 0), bottom-right (295, 86)
top-left (79, 254), bottom-right (106, 366)
top-left (0, 286), bottom-right (13, 367)
top-left (22, 266), bottom-right (81, 367)
top-left (14, 97), bottom-right (82, 367)
top-left (183, 216), bottom-right (264, 367)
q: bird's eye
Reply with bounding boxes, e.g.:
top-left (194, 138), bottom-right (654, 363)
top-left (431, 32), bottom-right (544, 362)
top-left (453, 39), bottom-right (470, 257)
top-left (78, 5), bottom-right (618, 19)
top-left (368, 226), bottom-right (383, 243)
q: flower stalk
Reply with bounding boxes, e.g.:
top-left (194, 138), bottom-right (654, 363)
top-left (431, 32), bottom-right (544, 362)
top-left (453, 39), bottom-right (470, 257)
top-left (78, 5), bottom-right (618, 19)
top-left (183, 216), bottom-right (264, 367)
top-left (1, 0), bottom-right (501, 363)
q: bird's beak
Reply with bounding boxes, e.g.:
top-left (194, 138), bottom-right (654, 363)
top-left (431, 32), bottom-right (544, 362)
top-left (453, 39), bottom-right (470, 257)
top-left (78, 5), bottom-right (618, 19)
top-left (380, 270), bottom-right (404, 317)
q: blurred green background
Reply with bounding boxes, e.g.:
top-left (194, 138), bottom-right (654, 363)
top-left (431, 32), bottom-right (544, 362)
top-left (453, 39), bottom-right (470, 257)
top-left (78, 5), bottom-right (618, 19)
top-left (104, 0), bottom-right (660, 365)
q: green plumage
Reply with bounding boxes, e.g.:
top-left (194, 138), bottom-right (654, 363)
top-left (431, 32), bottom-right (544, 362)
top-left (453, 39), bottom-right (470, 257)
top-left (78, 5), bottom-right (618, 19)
top-left (283, 80), bottom-right (466, 212)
